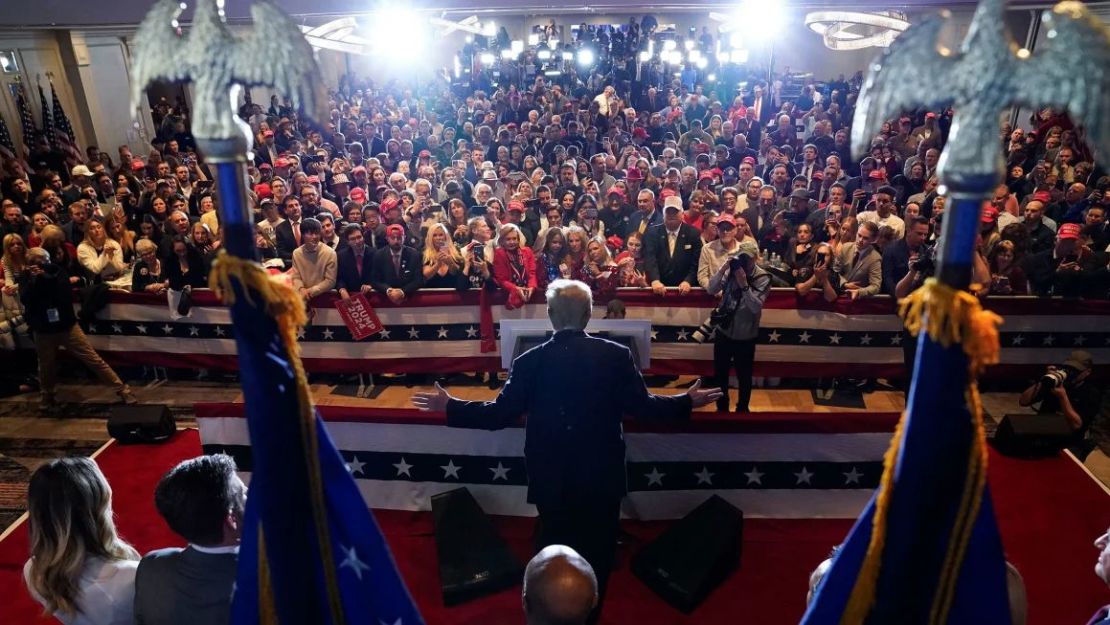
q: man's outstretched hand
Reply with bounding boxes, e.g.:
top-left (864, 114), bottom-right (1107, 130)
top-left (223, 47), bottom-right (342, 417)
top-left (686, 378), bottom-right (724, 408)
top-left (411, 382), bottom-right (452, 412)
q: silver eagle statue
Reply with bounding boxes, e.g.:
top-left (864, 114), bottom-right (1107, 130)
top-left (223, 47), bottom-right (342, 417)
top-left (130, 0), bottom-right (327, 150)
top-left (852, 0), bottom-right (1110, 192)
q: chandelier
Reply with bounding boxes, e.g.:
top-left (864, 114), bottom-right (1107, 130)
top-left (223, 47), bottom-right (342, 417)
top-left (804, 10), bottom-right (911, 50)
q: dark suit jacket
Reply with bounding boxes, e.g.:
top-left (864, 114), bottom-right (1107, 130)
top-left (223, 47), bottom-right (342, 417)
top-left (369, 245), bottom-right (423, 295)
top-left (643, 222), bottom-right (703, 286)
top-left (446, 330), bottom-right (691, 508)
top-left (336, 245), bottom-right (374, 293)
top-left (133, 546), bottom-right (237, 625)
top-left (273, 220), bottom-right (299, 262)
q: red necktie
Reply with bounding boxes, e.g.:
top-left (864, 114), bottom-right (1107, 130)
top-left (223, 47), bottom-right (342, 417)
top-left (293, 221), bottom-right (301, 246)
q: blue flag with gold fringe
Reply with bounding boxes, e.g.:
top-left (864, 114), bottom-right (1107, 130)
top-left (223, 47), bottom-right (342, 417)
top-left (213, 259), bottom-right (425, 625)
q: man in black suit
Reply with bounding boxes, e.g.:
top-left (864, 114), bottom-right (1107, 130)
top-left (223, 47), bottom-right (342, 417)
top-left (336, 223), bottom-right (374, 300)
top-left (413, 280), bottom-right (721, 617)
top-left (643, 196), bottom-right (703, 295)
top-left (370, 224), bottom-right (423, 304)
top-left (134, 454), bottom-right (244, 625)
top-left (273, 196), bottom-right (304, 264)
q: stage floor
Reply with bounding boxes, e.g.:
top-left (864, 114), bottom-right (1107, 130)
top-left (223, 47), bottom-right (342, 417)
top-left (1, 424), bottom-right (1108, 625)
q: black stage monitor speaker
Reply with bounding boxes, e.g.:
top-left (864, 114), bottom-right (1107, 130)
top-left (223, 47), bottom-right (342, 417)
top-left (107, 405), bottom-right (176, 444)
top-left (631, 495), bottom-right (743, 613)
top-left (992, 413), bottom-right (1073, 458)
top-left (431, 487), bottom-right (522, 606)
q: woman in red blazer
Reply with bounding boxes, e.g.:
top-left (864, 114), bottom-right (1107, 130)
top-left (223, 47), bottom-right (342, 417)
top-left (493, 223), bottom-right (537, 309)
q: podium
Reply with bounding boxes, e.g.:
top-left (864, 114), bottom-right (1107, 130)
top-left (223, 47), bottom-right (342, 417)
top-left (498, 319), bottom-right (652, 371)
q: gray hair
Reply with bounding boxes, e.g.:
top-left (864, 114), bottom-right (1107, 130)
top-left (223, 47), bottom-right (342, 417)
top-left (26, 247), bottom-right (50, 264)
top-left (546, 279), bottom-right (593, 331)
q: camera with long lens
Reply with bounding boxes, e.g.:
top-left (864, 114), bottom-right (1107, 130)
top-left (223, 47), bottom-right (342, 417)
top-left (692, 254), bottom-right (750, 343)
top-left (1034, 364), bottom-right (1079, 402)
top-left (909, 244), bottom-right (936, 276)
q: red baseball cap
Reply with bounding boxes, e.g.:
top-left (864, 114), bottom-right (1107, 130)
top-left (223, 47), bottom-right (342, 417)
top-left (607, 187), bottom-right (626, 199)
top-left (925, 112), bottom-right (938, 119)
top-left (660, 188), bottom-right (678, 199)
top-left (263, 129), bottom-right (275, 137)
top-left (741, 156), bottom-right (757, 166)
top-left (981, 206), bottom-right (999, 223)
top-left (418, 150), bottom-right (431, 158)
top-left (508, 200), bottom-right (526, 213)
top-left (698, 171), bottom-right (715, 182)
top-left (1032, 191), bottom-right (1052, 203)
top-left (275, 157), bottom-right (290, 168)
top-left (625, 167), bottom-right (644, 181)
top-left (1058, 223), bottom-right (1081, 240)
top-left (381, 198), bottom-right (400, 212)
top-left (307, 175), bottom-right (320, 184)
top-left (632, 127), bottom-right (648, 139)
top-left (349, 188), bottom-right (367, 202)
top-left (717, 213), bottom-right (737, 227)
top-left (131, 159), bottom-right (146, 171)
top-left (385, 224), bottom-right (406, 237)
top-left (868, 170), bottom-right (886, 180)
top-left (258, 162), bottom-right (272, 170)
top-left (254, 183), bottom-right (272, 199)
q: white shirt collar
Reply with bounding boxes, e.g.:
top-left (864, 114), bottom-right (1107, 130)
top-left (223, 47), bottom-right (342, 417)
top-left (189, 543), bottom-right (240, 555)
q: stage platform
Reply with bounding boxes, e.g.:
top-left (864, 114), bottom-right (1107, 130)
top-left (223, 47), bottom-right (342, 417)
top-left (1, 422), bottom-right (1108, 624)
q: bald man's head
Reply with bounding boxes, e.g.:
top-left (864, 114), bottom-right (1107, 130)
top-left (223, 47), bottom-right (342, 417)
top-left (523, 545), bottom-right (598, 625)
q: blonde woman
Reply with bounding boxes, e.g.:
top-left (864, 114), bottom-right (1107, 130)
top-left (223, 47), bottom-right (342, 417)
top-left (2, 233), bottom-right (27, 296)
top-left (77, 218), bottom-right (126, 282)
top-left (421, 223), bottom-right (469, 289)
top-left (23, 457), bottom-right (140, 625)
top-left (106, 218), bottom-right (136, 265)
top-left (584, 236), bottom-right (619, 295)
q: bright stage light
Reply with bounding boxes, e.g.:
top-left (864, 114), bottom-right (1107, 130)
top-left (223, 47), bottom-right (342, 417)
top-left (666, 50), bottom-right (683, 65)
top-left (576, 48), bottom-right (595, 67)
top-left (639, 50), bottom-right (652, 62)
top-left (464, 35), bottom-right (473, 43)
top-left (562, 51), bottom-right (574, 60)
top-left (528, 34), bottom-right (540, 46)
top-left (663, 40), bottom-right (677, 52)
top-left (684, 40), bottom-right (694, 51)
top-left (688, 49), bottom-right (701, 62)
top-left (501, 49), bottom-right (517, 60)
top-left (696, 57), bottom-right (708, 69)
top-left (708, 73), bottom-right (717, 82)
top-left (717, 50), bottom-right (730, 62)
top-left (538, 49), bottom-right (552, 60)
top-left (547, 38), bottom-right (559, 50)
top-left (737, 0), bottom-right (784, 43)
top-left (730, 32), bottom-right (744, 49)
top-left (373, 9), bottom-right (427, 54)
top-left (732, 49), bottom-right (750, 63)
top-left (483, 21), bottom-right (496, 37)
top-left (453, 55), bottom-right (461, 78)
top-left (479, 52), bottom-right (496, 64)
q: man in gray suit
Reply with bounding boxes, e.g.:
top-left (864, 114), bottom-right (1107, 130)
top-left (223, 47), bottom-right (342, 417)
top-left (833, 220), bottom-right (884, 300)
top-left (134, 454), bottom-right (246, 625)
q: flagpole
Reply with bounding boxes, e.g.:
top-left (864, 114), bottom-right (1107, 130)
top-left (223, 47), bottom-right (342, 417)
top-left (198, 127), bottom-right (256, 261)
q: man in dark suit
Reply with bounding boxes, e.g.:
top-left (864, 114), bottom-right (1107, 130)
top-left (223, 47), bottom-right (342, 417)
top-left (370, 224), bottom-right (423, 304)
top-left (643, 196), bottom-right (703, 295)
top-left (134, 454), bottom-right (244, 625)
top-left (273, 196), bottom-right (304, 264)
top-left (336, 223), bottom-right (374, 300)
top-left (413, 280), bottom-right (721, 617)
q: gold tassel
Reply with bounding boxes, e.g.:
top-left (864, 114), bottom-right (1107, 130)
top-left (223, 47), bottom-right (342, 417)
top-left (841, 279), bottom-right (1002, 624)
top-left (209, 252), bottom-right (347, 625)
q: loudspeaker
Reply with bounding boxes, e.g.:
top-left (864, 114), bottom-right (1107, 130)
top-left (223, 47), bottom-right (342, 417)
top-left (431, 487), bottom-right (522, 606)
top-left (992, 413), bottom-right (1074, 458)
top-left (107, 405), bottom-right (176, 444)
top-left (632, 495), bottom-right (743, 613)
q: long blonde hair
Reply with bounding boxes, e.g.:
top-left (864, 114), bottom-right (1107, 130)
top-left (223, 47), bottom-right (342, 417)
top-left (2, 233), bottom-right (27, 275)
top-left (422, 223), bottom-right (464, 266)
top-left (25, 457), bottom-right (139, 617)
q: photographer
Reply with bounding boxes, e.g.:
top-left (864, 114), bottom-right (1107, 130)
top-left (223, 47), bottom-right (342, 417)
top-left (885, 216), bottom-right (933, 298)
top-left (1019, 351), bottom-right (1101, 455)
top-left (705, 240), bottom-right (770, 413)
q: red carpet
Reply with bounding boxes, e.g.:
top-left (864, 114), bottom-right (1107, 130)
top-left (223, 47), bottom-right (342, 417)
top-left (1, 429), bottom-right (1109, 624)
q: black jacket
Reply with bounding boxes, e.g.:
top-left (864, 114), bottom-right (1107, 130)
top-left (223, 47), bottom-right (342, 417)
top-left (642, 222), bottom-right (703, 286)
top-left (369, 245), bottom-right (423, 296)
top-left (335, 245), bottom-right (374, 293)
top-left (19, 264), bottom-right (77, 334)
top-left (446, 330), bottom-right (691, 508)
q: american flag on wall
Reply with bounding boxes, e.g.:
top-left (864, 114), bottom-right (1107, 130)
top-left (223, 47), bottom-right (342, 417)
top-left (50, 80), bottom-right (83, 163)
top-left (0, 114), bottom-right (15, 160)
top-left (15, 82), bottom-right (37, 155)
top-left (37, 83), bottom-right (54, 152)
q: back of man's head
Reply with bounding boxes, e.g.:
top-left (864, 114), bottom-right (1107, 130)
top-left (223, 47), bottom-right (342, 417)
top-left (546, 280), bottom-right (593, 331)
top-left (154, 454), bottom-right (245, 547)
top-left (522, 545), bottom-right (598, 625)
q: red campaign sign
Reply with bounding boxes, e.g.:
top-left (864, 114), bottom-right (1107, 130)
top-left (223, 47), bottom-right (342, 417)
top-left (335, 294), bottom-right (384, 340)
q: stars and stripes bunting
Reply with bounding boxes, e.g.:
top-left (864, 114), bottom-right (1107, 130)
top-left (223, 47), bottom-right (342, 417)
top-left (196, 402), bottom-right (898, 520)
top-left (50, 80), bottom-right (83, 163)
